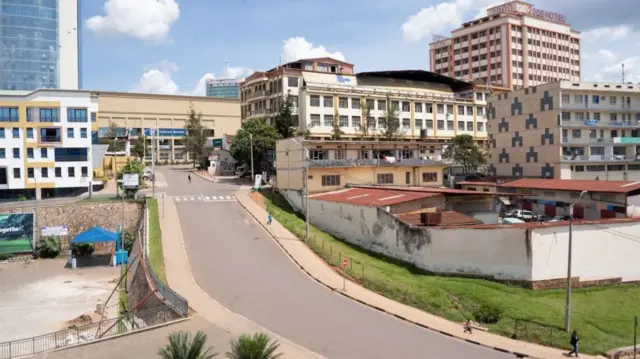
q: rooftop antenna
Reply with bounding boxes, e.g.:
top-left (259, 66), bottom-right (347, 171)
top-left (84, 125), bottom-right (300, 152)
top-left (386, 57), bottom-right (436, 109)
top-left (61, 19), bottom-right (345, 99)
top-left (224, 58), bottom-right (229, 78)
top-left (622, 63), bottom-right (625, 84)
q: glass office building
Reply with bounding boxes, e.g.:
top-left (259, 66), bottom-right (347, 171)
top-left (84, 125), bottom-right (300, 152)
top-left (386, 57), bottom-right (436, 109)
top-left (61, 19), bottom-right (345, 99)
top-left (0, 0), bottom-right (80, 91)
top-left (206, 79), bottom-right (240, 99)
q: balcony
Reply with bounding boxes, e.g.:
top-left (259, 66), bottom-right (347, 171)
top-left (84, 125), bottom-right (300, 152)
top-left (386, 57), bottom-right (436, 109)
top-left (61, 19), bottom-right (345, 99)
top-left (562, 119), bottom-right (640, 128)
top-left (562, 154), bottom-right (639, 162)
top-left (246, 90), bottom-right (272, 100)
top-left (562, 137), bottom-right (612, 145)
top-left (309, 157), bottom-right (449, 168)
top-left (247, 109), bottom-right (266, 116)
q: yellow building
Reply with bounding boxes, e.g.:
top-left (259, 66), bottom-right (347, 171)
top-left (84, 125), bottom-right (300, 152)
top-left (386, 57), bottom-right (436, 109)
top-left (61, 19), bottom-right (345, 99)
top-left (94, 91), bottom-right (240, 162)
top-left (276, 138), bottom-right (450, 194)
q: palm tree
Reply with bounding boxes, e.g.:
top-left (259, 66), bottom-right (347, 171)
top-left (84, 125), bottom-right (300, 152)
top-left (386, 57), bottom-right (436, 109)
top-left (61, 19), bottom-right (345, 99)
top-left (226, 333), bottom-right (282, 359)
top-left (158, 331), bottom-right (217, 359)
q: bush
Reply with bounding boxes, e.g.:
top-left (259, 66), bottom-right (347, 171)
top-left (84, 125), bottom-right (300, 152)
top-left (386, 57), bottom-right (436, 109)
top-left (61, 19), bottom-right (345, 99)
top-left (0, 253), bottom-right (15, 261)
top-left (473, 303), bottom-right (503, 324)
top-left (36, 236), bottom-right (62, 258)
top-left (73, 243), bottom-right (95, 257)
top-left (123, 230), bottom-right (135, 252)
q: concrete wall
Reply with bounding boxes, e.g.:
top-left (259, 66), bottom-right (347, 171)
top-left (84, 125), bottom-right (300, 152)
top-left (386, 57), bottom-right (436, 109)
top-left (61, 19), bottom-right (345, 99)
top-left (308, 198), bottom-right (533, 280)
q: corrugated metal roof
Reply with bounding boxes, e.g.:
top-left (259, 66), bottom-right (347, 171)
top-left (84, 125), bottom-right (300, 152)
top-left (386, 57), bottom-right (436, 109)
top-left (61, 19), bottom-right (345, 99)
top-left (310, 187), bottom-right (440, 206)
top-left (396, 209), bottom-right (482, 227)
top-left (501, 178), bottom-right (640, 193)
top-left (354, 185), bottom-right (507, 195)
top-left (301, 71), bottom-right (357, 86)
top-left (458, 181), bottom-right (499, 187)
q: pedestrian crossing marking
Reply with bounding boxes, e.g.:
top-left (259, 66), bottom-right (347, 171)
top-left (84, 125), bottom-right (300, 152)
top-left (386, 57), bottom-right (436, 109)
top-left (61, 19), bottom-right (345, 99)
top-left (173, 195), bottom-right (236, 203)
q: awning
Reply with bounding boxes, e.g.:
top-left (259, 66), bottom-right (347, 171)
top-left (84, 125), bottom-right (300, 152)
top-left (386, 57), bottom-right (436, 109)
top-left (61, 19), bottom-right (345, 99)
top-left (72, 226), bottom-right (119, 244)
top-left (499, 197), bottom-right (511, 205)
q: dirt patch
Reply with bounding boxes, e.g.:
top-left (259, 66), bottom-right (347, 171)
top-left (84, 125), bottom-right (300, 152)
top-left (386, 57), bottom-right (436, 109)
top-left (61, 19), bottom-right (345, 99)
top-left (249, 191), bottom-right (266, 209)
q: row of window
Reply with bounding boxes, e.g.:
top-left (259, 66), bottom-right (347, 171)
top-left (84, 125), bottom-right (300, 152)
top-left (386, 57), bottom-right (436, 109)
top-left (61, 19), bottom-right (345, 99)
top-left (562, 94), bottom-right (633, 107)
top-left (319, 172), bottom-right (439, 187)
top-left (0, 107), bottom-right (95, 123)
top-left (310, 148), bottom-right (439, 161)
top-left (561, 111), bottom-right (640, 123)
top-left (0, 147), bottom-right (88, 161)
top-left (571, 164), bottom-right (640, 173)
top-left (308, 114), bottom-right (486, 131)
top-left (7, 166), bottom-right (89, 180)
top-left (0, 127), bottom-right (87, 139)
top-left (308, 96), bottom-right (487, 115)
top-left (563, 128), bottom-right (640, 140)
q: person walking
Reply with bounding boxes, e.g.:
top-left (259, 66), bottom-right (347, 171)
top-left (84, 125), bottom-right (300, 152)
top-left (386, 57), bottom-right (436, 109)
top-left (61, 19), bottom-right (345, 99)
top-left (188, 174), bottom-right (191, 183)
top-left (568, 330), bottom-right (579, 357)
top-left (267, 212), bottom-right (272, 225)
top-left (463, 319), bottom-right (473, 334)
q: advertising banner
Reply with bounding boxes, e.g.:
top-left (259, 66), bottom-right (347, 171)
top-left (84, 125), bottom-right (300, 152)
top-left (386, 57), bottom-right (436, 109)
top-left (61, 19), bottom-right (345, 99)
top-left (144, 128), bottom-right (186, 137)
top-left (0, 213), bottom-right (35, 254)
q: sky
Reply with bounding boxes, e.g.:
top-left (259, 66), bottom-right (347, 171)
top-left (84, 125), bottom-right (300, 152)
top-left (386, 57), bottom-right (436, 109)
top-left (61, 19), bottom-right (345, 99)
top-left (81, 0), bottom-right (640, 95)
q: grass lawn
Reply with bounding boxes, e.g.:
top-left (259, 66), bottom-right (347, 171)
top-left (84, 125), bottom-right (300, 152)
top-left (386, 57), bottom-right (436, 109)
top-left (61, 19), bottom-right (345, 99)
top-left (260, 191), bottom-right (640, 355)
top-left (148, 198), bottom-right (168, 285)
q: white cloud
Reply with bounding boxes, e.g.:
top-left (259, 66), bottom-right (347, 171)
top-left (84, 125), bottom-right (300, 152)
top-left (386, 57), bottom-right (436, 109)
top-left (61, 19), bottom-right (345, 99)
top-left (401, 0), bottom-right (495, 42)
top-left (597, 49), bottom-right (618, 62)
top-left (281, 37), bottom-right (346, 63)
top-left (86, 0), bottom-right (180, 43)
top-left (593, 56), bottom-right (640, 83)
top-left (582, 25), bottom-right (634, 42)
top-left (224, 66), bottom-right (254, 79)
top-left (473, 2), bottom-right (502, 20)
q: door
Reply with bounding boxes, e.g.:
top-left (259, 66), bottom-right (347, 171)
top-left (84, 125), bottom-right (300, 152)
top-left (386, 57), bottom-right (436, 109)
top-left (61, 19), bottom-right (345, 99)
top-left (544, 205), bottom-right (556, 217)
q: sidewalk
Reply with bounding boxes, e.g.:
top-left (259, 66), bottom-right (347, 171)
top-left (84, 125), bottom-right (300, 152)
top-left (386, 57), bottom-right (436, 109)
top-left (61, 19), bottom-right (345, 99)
top-left (234, 190), bottom-right (605, 359)
top-left (158, 193), bottom-right (327, 359)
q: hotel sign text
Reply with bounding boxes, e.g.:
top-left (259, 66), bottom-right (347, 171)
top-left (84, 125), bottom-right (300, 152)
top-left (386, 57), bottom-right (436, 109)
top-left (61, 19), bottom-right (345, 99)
top-left (487, 1), bottom-right (567, 24)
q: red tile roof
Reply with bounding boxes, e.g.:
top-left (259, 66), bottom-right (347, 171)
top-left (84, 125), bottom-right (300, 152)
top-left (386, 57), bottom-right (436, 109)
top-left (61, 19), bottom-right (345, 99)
top-left (397, 210), bottom-right (483, 227)
top-left (354, 185), bottom-right (514, 196)
top-left (310, 187), bottom-right (441, 206)
top-left (500, 178), bottom-right (640, 193)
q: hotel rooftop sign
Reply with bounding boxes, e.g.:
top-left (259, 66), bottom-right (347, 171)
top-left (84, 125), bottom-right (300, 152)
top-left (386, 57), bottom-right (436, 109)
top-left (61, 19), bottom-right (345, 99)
top-left (487, 1), bottom-right (567, 24)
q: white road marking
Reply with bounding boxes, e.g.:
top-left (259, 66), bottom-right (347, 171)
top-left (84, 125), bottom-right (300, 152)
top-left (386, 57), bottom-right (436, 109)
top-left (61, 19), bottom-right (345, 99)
top-left (204, 196), bottom-right (210, 200)
top-left (211, 196), bottom-right (218, 200)
top-left (175, 198), bottom-right (181, 201)
top-left (225, 196), bottom-right (232, 200)
top-left (190, 197), bottom-right (196, 201)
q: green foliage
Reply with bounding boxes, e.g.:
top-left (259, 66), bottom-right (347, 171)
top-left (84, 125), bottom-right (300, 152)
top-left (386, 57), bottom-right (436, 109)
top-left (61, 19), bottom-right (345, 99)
top-left (226, 333), bottom-right (281, 359)
top-left (274, 91), bottom-right (296, 139)
top-left (380, 95), bottom-right (402, 140)
top-left (0, 253), bottom-right (15, 261)
top-left (473, 303), bottom-right (503, 324)
top-left (158, 331), bottom-right (217, 359)
top-left (72, 243), bottom-right (95, 257)
top-left (117, 159), bottom-right (144, 197)
top-left (123, 229), bottom-right (135, 252)
top-left (184, 104), bottom-right (208, 168)
top-left (36, 236), bottom-right (61, 258)
top-left (230, 118), bottom-right (281, 172)
top-left (356, 103), bottom-right (373, 139)
top-left (133, 136), bottom-right (146, 158)
top-left (331, 106), bottom-right (343, 140)
top-left (443, 134), bottom-right (488, 173)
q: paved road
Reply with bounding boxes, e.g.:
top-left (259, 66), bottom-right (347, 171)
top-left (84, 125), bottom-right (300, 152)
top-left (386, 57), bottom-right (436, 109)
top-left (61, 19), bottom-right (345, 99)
top-left (160, 167), bottom-right (510, 359)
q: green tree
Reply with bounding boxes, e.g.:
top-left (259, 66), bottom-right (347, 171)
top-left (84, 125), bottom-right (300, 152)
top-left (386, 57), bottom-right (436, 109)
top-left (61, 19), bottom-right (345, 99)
top-left (133, 136), bottom-right (146, 159)
top-left (158, 331), bottom-right (217, 359)
top-left (230, 118), bottom-right (281, 173)
top-left (117, 159), bottom-right (144, 196)
top-left (226, 333), bottom-right (281, 359)
top-left (274, 91), bottom-right (296, 139)
top-left (356, 102), bottom-right (372, 139)
top-left (184, 104), bottom-right (208, 168)
top-left (442, 134), bottom-right (488, 174)
top-left (381, 95), bottom-right (402, 140)
top-left (331, 106), bottom-right (343, 140)
top-left (106, 121), bottom-right (125, 152)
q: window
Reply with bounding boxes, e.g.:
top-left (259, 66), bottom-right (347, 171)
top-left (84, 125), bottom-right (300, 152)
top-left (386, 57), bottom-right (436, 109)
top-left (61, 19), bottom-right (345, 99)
top-left (323, 115), bottom-right (334, 126)
top-left (458, 121), bottom-right (465, 131)
top-left (377, 100), bottom-right (386, 111)
top-left (334, 150), bottom-right (346, 160)
top-left (425, 104), bottom-right (433, 113)
top-left (81, 166), bottom-right (88, 177)
top-left (405, 172), bottom-right (411, 184)
top-left (321, 175), bottom-right (340, 186)
top-left (447, 120), bottom-right (454, 130)
top-left (415, 103), bottom-right (423, 113)
top-left (27, 128), bottom-right (33, 139)
top-left (425, 119), bottom-right (434, 129)
top-left (610, 96), bottom-right (617, 105)
top-left (610, 113), bottom-right (618, 122)
top-left (351, 116), bottom-right (361, 128)
top-left (466, 122), bottom-right (474, 131)
top-left (310, 114), bottom-right (321, 126)
top-left (339, 116), bottom-right (348, 127)
top-left (437, 120), bottom-right (445, 130)
top-left (422, 172), bottom-right (438, 182)
top-left (12, 128), bottom-right (19, 138)
top-left (0, 128), bottom-right (4, 138)
top-left (323, 96), bottom-right (333, 107)
top-left (477, 122), bottom-right (484, 131)
top-left (402, 118), bottom-right (410, 129)
top-left (592, 95), bottom-right (600, 104)
top-left (27, 148), bottom-right (34, 158)
top-left (40, 148), bottom-right (47, 158)
top-left (339, 97), bottom-right (348, 108)
top-left (367, 117), bottom-right (375, 129)
top-left (391, 101), bottom-right (399, 111)
top-left (309, 150), bottom-right (328, 160)
top-left (55, 148), bottom-right (88, 162)
top-left (561, 94), bottom-right (570, 103)
top-left (30, 108), bottom-right (60, 122)
top-left (27, 168), bottom-right (34, 178)
top-left (310, 95), bottom-right (320, 107)
top-left (67, 128), bottom-right (74, 138)
top-left (290, 96), bottom-right (298, 107)
top-left (378, 117), bottom-right (386, 129)
top-left (12, 148), bottom-right (19, 158)
top-left (0, 149), bottom-right (4, 159)
top-left (55, 167), bottom-right (62, 177)
top-left (572, 129), bottom-right (581, 138)
top-left (446, 105), bottom-right (454, 115)
top-left (13, 168), bottom-right (20, 179)
top-left (0, 107), bottom-right (19, 122)
top-left (351, 98), bottom-right (361, 109)
top-left (80, 128), bottom-right (88, 138)
top-left (287, 76), bottom-right (298, 87)
top-left (376, 173), bottom-right (394, 184)
top-left (41, 168), bottom-right (48, 178)
top-left (402, 101), bottom-right (410, 112)
top-left (359, 150), bottom-right (369, 159)
top-left (437, 104), bottom-right (444, 114)
top-left (458, 106), bottom-right (465, 115)
top-left (365, 99), bottom-right (374, 110)
top-left (561, 112), bottom-right (571, 120)
top-left (67, 108), bottom-right (88, 122)
top-left (91, 113), bottom-right (96, 122)
top-left (68, 167), bottom-right (75, 177)
top-left (466, 106), bottom-right (473, 115)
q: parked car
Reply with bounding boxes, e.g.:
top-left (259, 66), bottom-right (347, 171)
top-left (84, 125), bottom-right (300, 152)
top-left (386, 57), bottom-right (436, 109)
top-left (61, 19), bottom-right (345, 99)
top-left (235, 165), bottom-right (249, 178)
top-left (504, 209), bottom-right (538, 221)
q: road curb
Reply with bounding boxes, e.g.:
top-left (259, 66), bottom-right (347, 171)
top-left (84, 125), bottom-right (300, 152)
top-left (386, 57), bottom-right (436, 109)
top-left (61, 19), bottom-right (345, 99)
top-left (234, 191), bottom-right (539, 359)
top-left (192, 171), bottom-right (218, 183)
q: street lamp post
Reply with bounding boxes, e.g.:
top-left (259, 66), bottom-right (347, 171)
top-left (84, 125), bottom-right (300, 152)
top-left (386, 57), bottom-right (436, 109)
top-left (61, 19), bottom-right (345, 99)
top-left (564, 190), bottom-right (588, 332)
top-left (237, 129), bottom-right (254, 182)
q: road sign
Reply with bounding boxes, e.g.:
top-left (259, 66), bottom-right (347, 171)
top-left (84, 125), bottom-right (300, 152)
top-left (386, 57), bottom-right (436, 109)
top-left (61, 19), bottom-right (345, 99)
top-left (342, 259), bottom-right (348, 268)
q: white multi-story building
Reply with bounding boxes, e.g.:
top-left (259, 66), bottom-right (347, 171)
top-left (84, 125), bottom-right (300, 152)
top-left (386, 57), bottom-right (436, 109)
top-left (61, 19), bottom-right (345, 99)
top-left (430, 0), bottom-right (581, 90)
top-left (0, 89), bottom-right (97, 199)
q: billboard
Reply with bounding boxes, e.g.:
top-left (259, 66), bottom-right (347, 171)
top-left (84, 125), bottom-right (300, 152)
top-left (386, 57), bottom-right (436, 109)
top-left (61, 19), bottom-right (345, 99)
top-left (144, 128), bottom-right (187, 137)
top-left (0, 213), bottom-right (35, 254)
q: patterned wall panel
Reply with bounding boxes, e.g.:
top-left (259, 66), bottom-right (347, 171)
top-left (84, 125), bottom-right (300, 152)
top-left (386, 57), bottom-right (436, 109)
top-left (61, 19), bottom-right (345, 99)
top-left (487, 82), bottom-right (562, 178)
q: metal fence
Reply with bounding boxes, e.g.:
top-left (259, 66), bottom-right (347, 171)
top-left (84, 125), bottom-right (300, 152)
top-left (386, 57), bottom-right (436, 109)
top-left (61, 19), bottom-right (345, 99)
top-left (0, 306), bottom-right (176, 359)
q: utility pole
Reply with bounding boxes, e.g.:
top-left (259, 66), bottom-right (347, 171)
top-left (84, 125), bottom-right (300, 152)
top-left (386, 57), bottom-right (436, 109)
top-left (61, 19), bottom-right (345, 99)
top-left (151, 130), bottom-right (156, 198)
top-left (634, 315), bottom-right (637, 359)
top-left (249, 132), bottom-right (254, 183)
top-left (304, 146), bottom-right (310, 242)
top-left (565, 190), bottom-right (587, 332)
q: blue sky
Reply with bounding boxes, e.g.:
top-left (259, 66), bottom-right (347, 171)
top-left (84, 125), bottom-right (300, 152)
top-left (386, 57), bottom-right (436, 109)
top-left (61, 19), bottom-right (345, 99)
top-left (82, 0), bottom-right (640, 95)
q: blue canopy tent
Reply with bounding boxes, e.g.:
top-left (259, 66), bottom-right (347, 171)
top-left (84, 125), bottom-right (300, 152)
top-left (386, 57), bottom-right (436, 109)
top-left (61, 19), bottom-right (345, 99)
top-left (70, 226), bottom-right (127, 267)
